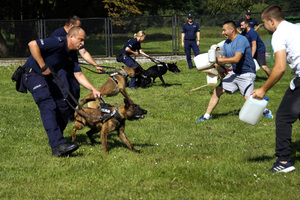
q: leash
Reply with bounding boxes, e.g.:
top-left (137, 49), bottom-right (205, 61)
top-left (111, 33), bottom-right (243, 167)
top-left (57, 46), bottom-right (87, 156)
top-left (51, 71), bottom-right (117, 121)
top-left (141, 54), bottom-right (162, 64)
top-left (78, 62), bottom-right (129, 79)
top-left (78, 62), bottom-right (118, 70)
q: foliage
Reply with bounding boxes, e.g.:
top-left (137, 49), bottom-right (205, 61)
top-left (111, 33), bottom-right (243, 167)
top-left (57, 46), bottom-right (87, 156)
top-left (103, 0), bottom-right (144, 18)
top-left (202, 0), bottom-right (260, 14)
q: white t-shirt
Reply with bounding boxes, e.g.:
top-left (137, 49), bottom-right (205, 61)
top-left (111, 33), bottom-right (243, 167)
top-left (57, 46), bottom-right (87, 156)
top-left (272, 21), bottom-right (300, 76)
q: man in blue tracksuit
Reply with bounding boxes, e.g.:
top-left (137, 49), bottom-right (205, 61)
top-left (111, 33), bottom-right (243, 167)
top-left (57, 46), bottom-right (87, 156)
top-left (181, 14), bottom-right (200, 69)
top-left (22, 27), bottom-right (101, 156)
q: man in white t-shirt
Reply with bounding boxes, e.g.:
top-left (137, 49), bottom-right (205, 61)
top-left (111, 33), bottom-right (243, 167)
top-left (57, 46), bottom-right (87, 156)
top-left (252, 5), bottom-right (300, 173)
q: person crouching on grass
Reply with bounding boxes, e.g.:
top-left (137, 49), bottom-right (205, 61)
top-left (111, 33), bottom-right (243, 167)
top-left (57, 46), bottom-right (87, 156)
top-left (195, 21), bottom-right (273, 122)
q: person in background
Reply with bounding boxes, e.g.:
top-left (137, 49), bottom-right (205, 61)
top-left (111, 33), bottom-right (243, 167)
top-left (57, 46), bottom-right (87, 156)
top-left (50, 16), bottom-right (101, 71)
top-left (22, 27), bottom-right (101, 156)
top-left (240, 19), bottom-right (271, 76)
top-left (50, 16), bottom-right (102, 122)
top-left (252, 5), bottom-right (300, 173)
top-left (120, 30), bottom-right (150, 90)
top-left (236, 10), bottom-right (261, 33)
top-left (196, 21), bottom-right (273, 122)
top-left (181, 14), bottom-right (200, 69)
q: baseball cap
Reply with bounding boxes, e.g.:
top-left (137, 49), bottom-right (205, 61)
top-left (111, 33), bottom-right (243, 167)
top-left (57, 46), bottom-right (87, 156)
top-left (246, 10), bottom-right (251, 15)
top-left (187, 14), bottom-right (193, 18)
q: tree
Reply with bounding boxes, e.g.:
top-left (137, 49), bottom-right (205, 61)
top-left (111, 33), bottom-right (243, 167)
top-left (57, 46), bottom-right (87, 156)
top-left (102, 0), bottom-right (144, 18)
top-left (202, 0), bottom-right (260, 14)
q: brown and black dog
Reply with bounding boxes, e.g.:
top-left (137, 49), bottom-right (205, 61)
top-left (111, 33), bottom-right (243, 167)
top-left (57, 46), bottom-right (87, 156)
top-left (80, 66), bottom-right (143, 108)
top-left (72, 98), bottom-right (147, 153)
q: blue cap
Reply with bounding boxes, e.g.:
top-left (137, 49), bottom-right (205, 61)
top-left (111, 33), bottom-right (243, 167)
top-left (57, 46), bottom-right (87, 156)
top-left (246, 10), bottom-right (251, 15)
top-left (187, 14), bottom-right (193, 18)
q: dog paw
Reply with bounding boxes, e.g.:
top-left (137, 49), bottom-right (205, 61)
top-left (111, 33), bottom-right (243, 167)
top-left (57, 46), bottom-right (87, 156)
top-left (134, 149), bottom-right (141, 153)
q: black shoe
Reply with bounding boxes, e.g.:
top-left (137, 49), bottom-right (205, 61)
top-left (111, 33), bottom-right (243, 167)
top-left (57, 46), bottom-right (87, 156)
top-left (52, 143), bottom-right (79, 157)
top-left (130, 86), bottom-right (137, 90)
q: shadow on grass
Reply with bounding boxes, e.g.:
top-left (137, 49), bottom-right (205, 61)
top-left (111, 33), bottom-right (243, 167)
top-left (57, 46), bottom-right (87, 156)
top-left (139, 83), bottom-right (183, 89)
top-left (248, 155), bottom-right (274, 162)
top-left (68, 132), bottom-right (154, 152)
top-left (211, 109), bottom-right (240, 119)
top-left (248, 140), bottom-right (300, 162)
top-left (255, 75), bottom-right (268, 82)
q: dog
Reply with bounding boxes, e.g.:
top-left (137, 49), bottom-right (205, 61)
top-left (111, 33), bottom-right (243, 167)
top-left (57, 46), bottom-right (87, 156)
top-left (79, 66), bottom-right (143, 109)
top-left (72, 98), bottom-right (147, 153)
top-left (139, 62), bottom-right (181, 88)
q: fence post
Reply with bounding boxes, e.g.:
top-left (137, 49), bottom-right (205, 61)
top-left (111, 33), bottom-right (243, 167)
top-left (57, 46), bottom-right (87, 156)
top-left (110, 18), bottom-right (113, 57)
top-left (38, 19), bottom-right (44, 39)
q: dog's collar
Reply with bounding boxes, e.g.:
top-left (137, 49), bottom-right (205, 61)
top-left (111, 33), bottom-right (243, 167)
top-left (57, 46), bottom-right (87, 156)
top-left (166, 63), bottom-right (169, 70)
top-left (120, 67), bottom-right (129, 77)
top-left (113, 109), bottom-right (123, 122)
top-left (157, 63), bottom-right (169, 70)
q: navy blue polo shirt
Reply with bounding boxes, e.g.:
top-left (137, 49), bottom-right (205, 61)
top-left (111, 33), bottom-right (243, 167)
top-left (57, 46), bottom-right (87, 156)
top-left (241, 28), bottom-right (266, 52)
top-left (181, 22), bottom-right (200, 40)
top-left (50, 27), bottom-right (67, 37)
top-left (121, 38), bottom-right (141, 55)
top-left (24, 37), bottom-right (81, 75)
top-left (236, 18), bottom-right (260, 28)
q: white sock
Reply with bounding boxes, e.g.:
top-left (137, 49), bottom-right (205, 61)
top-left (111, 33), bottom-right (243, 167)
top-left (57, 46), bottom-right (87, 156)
top-left (204, 113), bottom-right (210, 119)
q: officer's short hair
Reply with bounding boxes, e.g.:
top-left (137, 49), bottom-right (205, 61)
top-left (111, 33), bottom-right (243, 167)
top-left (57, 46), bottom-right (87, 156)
top-left (65, 15), bottom-right (81, 27)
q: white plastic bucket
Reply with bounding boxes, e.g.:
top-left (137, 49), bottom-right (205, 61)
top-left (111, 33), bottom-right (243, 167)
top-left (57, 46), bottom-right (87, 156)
top-left (194, 53), bottom-right (213, 70)
top-left (208, 49), bottom-right (216, 63)
top-left (239, 95), bottom-right (269, 125)
top-left (217, 40), bottom-right (225, 50)
top-left (206, 74), bottom-right (218, 86)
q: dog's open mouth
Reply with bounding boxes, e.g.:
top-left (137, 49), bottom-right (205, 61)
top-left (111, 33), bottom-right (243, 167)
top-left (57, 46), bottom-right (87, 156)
top-left (135, 115), bottom-right (145, 119)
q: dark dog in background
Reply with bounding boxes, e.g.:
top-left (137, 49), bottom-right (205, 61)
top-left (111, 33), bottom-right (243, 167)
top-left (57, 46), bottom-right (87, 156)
top-left (72, 98), bottom-right (147, 153)
top-left (138, 62), bottom-right (181, 88)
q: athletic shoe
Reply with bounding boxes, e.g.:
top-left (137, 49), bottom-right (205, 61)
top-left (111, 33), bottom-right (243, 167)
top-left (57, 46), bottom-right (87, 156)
top-left (263, 108), bottom-right (273, 119)
top-left (269, 158), bottom-right (296, 173)
top-left (195, 115), bottom-right (210, 122)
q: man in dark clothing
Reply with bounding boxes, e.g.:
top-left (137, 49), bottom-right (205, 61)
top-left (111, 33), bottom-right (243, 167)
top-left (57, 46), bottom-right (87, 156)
top-left (181, 14), bottom-right (200, 69)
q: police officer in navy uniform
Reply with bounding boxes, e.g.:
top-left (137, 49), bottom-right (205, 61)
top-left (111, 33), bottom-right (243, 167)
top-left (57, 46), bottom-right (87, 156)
top-left (236, 10), bottom-right (261, 33)
top-left (50, 16), bottom-right (102, 120)
top-left (22, 27), bottom-right (101, 156)
top-left (181, 14), bottom-right (200, 69)
top-left (120, 30), bottom-right (150, 90)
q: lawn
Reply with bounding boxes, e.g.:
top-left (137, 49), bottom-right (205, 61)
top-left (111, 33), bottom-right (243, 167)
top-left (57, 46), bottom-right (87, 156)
top-left (0, 60), bottom-right (299, 199)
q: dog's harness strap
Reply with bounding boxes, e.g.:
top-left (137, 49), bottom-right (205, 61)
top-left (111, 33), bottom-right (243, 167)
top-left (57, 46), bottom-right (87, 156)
top-left (120, 67), bottom-right (129, 77)
top-left (51, 71), bottom-right (114, 121)
top-left (113, 109), bottom-right (123, 122)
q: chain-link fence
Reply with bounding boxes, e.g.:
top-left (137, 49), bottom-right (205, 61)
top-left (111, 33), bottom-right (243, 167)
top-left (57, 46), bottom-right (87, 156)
top-left (0, 11), bottom-right (299, 58)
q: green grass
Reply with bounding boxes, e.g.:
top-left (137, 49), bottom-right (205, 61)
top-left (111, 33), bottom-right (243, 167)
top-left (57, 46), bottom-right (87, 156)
top-left (0, 61), bottom-right (299, 199)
